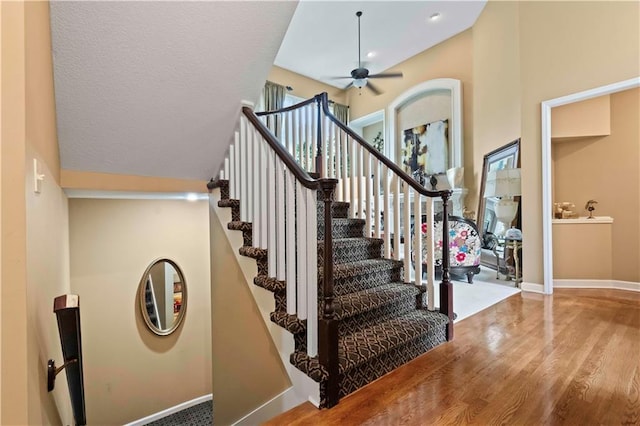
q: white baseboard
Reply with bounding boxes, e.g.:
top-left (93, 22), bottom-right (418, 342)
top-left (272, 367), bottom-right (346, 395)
top-left (124, 394), bottom-right (212, 426)
top-left (233, 387), bottom-right (309, 425)
top-left (520, 282), bottom-right (544, 294)
top-left (554, 279), bottom-right (640, 292)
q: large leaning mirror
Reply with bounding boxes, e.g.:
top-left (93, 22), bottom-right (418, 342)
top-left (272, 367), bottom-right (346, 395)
top-left (477, 138), bottom-right (521, 238)
top-left (477, 139), bottom-right (521, 275)
top-left (138, 258), bottom-right (187, 336)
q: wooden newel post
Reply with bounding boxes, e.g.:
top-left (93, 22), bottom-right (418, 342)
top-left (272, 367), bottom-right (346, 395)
top-left (318, 178), bottom-right (339, 407)
top-left (439, 191), bottom-right (454, 341)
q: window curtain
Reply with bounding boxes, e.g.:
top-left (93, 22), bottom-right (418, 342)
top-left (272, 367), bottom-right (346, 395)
top-left (333, 102), bottom-right (349, 125)
top-left (262, 80), bottom-right (286, 137)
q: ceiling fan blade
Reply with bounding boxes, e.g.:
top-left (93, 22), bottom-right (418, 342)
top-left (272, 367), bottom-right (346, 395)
top-left (329, 76), bottom-right (355, 80)
top-left (366, 80), bottom-right (382, 96)
top-left (344, 81), bottom-right (354, 90)
top-left (368, 72), bottom-right (404, 79)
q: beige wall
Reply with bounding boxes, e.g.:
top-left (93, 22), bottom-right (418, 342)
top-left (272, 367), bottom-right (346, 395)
top-left (553, 223), bottom-right (613, 279)
top-left (362, 121), bottom-right (383, 146)
top-left (1, 2), bottom-right (29, 424)
top-left (472, 1), bottom-right (521, 217)
top-left (347, 30), bottom-right (475, 208)
top-left (552, 95), bottom-right (610, 139)
top-left (69, 199), bottom-right (212, 425)
top-left (25, 3), bottom-right (73, 424)
top-left (267, 66), bottom-right (347, 105)
top-left (553, 89), bottom-right (639, 282)
top-left (209, 207), bottom-right (291, 425)
top-left (518, 0), bottom-right (639, 285)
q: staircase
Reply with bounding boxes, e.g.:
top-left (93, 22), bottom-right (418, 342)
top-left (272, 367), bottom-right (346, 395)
top-left (210, 93), bottom-right (454, 408)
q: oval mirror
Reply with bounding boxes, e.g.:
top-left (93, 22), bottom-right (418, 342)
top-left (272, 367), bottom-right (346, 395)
top-left (138, 258), bottom-right (187, 336)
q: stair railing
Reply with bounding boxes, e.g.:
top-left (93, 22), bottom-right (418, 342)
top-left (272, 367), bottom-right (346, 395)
top-left (217, 105), bottom-right (341, 407)
top-left (256, 93), bottom-right (454, 341)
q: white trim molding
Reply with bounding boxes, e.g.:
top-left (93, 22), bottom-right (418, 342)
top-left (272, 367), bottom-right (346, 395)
top-left (554, 279), bottom-right (640, 292)
top-left (124, 394), bottom-right (212, 426)
top-left (520, 282), bottom-right (544, 294)
top-left (387, 78), bottom-right (463, 168)
top-left (540, 77), bottom-right (640, 295)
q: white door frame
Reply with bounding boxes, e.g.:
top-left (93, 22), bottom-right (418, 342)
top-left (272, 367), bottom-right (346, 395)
top-left (540, 77), bottom-right (640, 294)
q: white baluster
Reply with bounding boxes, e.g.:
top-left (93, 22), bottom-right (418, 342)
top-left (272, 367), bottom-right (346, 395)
top-left (275, 159), bottom-right (285, 281)
top-left (403, 185), bottom-right (411, 283)
top-left (313, 103), bottom-right (319, 174)
top-left (307, 105), bottom-right (313, 172)
top-left (341, 133), bottom-right (348, 202)
top-left (296, 182), bottom-right (307, 319)
top-left (233, 132), bottom-right (240, 200)
top-left (292, 108), bottom-right (299, 163)
top-left (253, 130), bottom-right (260, 245)
top-left (260, 141), bottom-right (268, 249)
top-left (306, 187), bottom-right (318, 357)
top-left (357, 144), bottom-right (365, 218)
top-left (383, 165), bottom-right (391, 258)
top-left (267, 148), bottom-right (276, 277)
top-left (393, 174), bottom-right (401, 261)
top-left (285, 169), bottom-right (296, 315)
top-left (373, 159), bottom-right (380, 238)
top-left (334, 125), bottom-right (341, 198)
top-left (322, 117), bottom-right (329, 178)
top-left (329, 120), bottom-right (335, 178)
top-left (349, 138), bottom-right (356, 217)
top-left (364, 150), bottom-right (371, 236)
top-left (240, 118), bottom-right (248, 222)
top-left (414, 193), bottom-right (422, 285)
top-left (425, 197), bottom-right (435, 311)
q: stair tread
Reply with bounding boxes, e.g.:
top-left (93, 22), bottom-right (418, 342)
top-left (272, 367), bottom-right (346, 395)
top-left (228, 221), bottom-right (251, 231)
top-left (290, 310), bottom-right (448, 378)
top-left (334, 283), bottom-right (419, 320)
top-left (321, 258), bottom-right (403, 280)
top-left (337, 310), bottom-right (448, 373)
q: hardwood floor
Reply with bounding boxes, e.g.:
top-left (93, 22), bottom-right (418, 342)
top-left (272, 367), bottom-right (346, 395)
top-left (264, 288), bottom-right (640, 425)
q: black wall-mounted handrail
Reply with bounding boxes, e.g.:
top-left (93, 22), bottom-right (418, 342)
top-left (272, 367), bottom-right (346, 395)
top-left (49, 294), bottom-right (86, 426)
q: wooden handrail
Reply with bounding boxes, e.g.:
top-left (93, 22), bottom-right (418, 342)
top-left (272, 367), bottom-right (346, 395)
top-left (317, 92), bottom-right (452, 200)
top-left (254, 96), bottom-right (317, 116)
top-left (242, 106), bottom-right (320, 190)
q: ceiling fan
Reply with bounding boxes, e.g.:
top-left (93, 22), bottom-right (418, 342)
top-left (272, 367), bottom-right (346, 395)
top-left (333, 11), bottom-right (403, 95)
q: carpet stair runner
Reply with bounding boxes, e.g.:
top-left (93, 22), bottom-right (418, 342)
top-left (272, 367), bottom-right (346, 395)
top-left (213, 178), bottom-right (448, 407)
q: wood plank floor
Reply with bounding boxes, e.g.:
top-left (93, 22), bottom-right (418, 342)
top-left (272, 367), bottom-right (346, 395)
top-left (264, 288), bottom-right (640, 425)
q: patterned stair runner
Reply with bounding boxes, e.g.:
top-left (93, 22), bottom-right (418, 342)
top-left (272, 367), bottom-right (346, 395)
top-left (212, 178), bottom-right (448, 407)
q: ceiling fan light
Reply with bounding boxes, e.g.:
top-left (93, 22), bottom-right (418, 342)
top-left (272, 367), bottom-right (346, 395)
top-left (353, 78), bottom-right (367, 88)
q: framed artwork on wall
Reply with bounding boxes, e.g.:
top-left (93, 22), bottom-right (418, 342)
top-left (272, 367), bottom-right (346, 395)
top-left (400, 119), bottom-right (449, 185)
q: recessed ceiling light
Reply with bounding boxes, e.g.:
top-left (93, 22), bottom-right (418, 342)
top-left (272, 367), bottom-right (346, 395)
top-left (186, 193), bottom-right (199, 202)
top-left (367, 51), bottom-right (376, 58)
top-left (429, 13), bottom-right (441, 21)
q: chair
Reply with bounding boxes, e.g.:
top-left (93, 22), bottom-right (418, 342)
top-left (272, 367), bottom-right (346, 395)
top-left (413, 215), bottom-right (482, 283)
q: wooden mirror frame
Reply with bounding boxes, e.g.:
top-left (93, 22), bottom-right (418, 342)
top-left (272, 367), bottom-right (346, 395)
top-left (476, 138), bottom-right (521, 239)
top-left (138, 258), bottom-right (187, 336)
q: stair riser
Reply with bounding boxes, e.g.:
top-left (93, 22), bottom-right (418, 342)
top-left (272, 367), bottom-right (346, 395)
top-left (327, 266), bottom-right (404, 296)
top-left (337, 297), bottom-right (418, 336)
top-left (336, 327), bottom-right (447, 401)
top-left (318, 220), bottom-right (365, 240)
top-left (318, 240), bottom-right (383, 265)
top-left (317, 202), bottom-right (350, 219)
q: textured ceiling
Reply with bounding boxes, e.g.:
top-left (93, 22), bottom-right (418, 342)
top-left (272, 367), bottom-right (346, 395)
top-left (275, 1), bottom-right (486, 88)
top-left (50, 1), bottom-right (298, 181)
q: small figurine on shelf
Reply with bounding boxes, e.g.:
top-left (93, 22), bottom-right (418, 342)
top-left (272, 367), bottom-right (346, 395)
top-left (585, 200), bottom-right (598, 219)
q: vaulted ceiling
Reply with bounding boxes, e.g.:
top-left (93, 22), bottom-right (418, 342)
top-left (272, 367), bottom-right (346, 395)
top-left (50, 1), bottom-right (485, 182)
top-left (50, 1), bottom-right (297, 181)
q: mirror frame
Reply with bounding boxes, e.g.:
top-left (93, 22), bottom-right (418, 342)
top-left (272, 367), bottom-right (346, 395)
top-left (476, 138), bottom-right (521, 239)
top-left (138, 258), bottom-right (187, 336)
